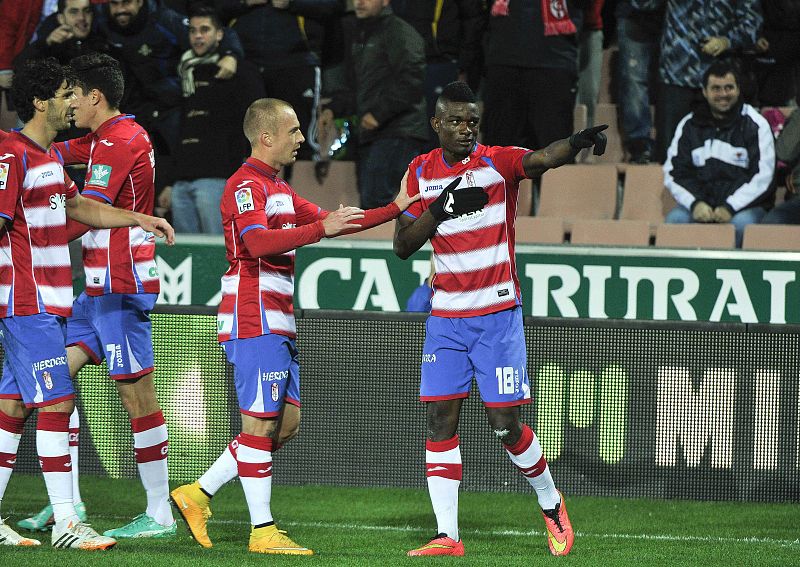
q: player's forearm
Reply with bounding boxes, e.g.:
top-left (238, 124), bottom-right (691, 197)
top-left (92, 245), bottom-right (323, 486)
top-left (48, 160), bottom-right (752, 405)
top-left (337, 202), bottom-right (400, 235)
top-left (522, 139), bottom-right (576, 178)
top-left (242, 221), bottom-right (325, 257)
top-left (394, 213), bottom-right (437, 260)
top-left (66, 194), bottom-right (140, 229)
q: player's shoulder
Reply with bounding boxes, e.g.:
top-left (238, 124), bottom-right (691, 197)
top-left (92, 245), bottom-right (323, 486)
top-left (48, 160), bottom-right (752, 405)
top-left (478, 143), bottom-right (531, 159)
top-left (409, 147), bottom-right (441, 176)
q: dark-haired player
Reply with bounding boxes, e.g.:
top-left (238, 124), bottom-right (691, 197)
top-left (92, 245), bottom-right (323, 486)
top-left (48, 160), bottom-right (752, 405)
top-left (395, 81), bottom-right (607, 557)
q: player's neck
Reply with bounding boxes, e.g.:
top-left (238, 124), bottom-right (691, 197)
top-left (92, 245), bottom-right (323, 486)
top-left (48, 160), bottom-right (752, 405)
top-left (20, 120), bottom-right (56, 151)
top-left (89, 108), bottom-right (123, 132)
top-left (442, 149), bottom-right (468, 167)
top-left (250, 150), bottom-right (281, 173)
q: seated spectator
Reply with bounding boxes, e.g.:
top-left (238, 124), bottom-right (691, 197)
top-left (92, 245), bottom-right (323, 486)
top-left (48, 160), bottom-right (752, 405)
top-left (663, 60), bottom-right (775, 248)
top-left (158, 4), bottom-right (264, 234)
top-left (761, 110), bottom-right (800, 224)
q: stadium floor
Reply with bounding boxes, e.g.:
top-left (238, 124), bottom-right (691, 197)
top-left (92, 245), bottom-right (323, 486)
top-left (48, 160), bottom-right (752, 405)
top-left (3, 475), bottom-right (797, 566)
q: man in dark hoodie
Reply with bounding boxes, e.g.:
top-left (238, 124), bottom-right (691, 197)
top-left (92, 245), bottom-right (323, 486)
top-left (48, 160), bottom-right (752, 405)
top-left (663, 60), bottom-right (775, 248)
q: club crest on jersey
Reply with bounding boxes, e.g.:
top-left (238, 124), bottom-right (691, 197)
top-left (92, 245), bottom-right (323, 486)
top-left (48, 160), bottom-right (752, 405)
top-left (89, 164), bottom-right (112, 187)
top-left (465, 171), bottom-right (476, 187)
top-left (236, 187), bottom-right (254, 213)
top-left (271, 382), bottom-right (279, 402)
top-left (0, 162), bottom-right (9, 191)
top-left (42, 371), bottom-right (53, 390)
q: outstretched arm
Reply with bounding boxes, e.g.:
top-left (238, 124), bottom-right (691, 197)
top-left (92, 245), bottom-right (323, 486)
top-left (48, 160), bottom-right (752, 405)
top-left (66, 193), bottom-right (175, 244)
top-left (522, 125), bottom-right (608, 178)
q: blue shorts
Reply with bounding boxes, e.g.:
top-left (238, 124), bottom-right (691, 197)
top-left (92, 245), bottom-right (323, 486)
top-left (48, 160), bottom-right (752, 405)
top-left (66, 292), bottom-right (156, 380)
top-left (222, 334), bottom-right (301, 418)
top-left (420, 306), bottom-right (531, 407)
top-left (0, 314), bottom-right (74, 407)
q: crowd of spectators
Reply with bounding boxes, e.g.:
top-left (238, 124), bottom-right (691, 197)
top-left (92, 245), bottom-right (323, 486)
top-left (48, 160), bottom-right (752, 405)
top-left (0, 0), bottom-right (797, 243)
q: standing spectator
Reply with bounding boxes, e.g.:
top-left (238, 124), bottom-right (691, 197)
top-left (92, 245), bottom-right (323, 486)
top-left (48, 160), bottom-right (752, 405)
top-left (653, 0), bottom-right (762, 163)
top-left (761, 111), bottom-right (800, 224)
top-left (576, 0), bottom-right (604, 131)
top-left (750, 0), bottom-right (800, 107)
top-left (158, 5), bottom-right (264, 234)
top-left (664, 61), bottom-right (775, 248)
top-left (394, 0), bottom-right (486, 151)
top-left (215, 0), bottom-right (343, 162)
top-left (168, 98), bottom-right (418, 555)
top-left (394, 82), bottom-right (607, 557)
top-left (0, 0), bottom-right (44, 109)
top-left (482, 0), bottom-right (582, 150)
top-left (320, 0), bottom-right (427, 209)
top-left (616, 0), bottom-right (663, 163)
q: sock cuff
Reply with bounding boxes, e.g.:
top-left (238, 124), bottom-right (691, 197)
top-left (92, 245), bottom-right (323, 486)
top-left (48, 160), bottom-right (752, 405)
top-left (239, 433), bottom-right (274, 452)
top-left (131, 411), bottom-right (166, 433)
top-left (426, 435), bottom-right (459, 452)
top-left (0, 410), bottom-right (25, 434)
top-left (504, 424), bottom-right (534, 455)
top-left (36, 411), bottom-right (70, 431)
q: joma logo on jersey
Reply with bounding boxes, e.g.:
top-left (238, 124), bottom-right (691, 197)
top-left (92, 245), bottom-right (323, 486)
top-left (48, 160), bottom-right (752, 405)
top-left (89, 164), bottom-right (112, 187)
top-left (425, 184), bottom-right (443, 193)
top-left (281, 223), bottom-right (296, 229)
top-left (106, 343), bottom-right (123, 371)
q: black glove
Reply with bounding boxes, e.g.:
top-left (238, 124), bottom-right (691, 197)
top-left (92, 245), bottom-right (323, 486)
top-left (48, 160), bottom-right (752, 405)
top-left (569, 124), bottom-right (609, 156)
top-left (428, 177), bottom-right (489, 221)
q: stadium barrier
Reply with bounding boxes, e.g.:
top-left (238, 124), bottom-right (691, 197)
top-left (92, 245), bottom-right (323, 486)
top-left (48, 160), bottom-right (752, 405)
top-left (13, 307), bottom-right (800, 503)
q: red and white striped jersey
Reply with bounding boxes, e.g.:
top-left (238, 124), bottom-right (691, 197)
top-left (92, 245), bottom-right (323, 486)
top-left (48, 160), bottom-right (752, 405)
top-left (217, 158), bottom-right (325, 342)
top-left (404, 144), bottom-right (530, 318)
top-left (0, 131), bottom-right (78, 318)
top-left (51, 115), bottom-right (158, 296)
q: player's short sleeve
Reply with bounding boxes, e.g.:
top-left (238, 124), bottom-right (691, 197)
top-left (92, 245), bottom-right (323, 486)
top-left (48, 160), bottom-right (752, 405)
top-left (486, 146), bottom-right (530, 182)
top-left (293, 191), bottom-right (325, 226)
top-left (224, 179), bottom-right (269, 239)
top-left (81, 140), bottom-right (138, 204)
top-left (403, 160), bottom-right (424, 219)
top-left (51, 134), bottom-right (93, 166)
top-left (0, 151), bottom-right (23, 221)
top-left (64, 176), bottom-right (78, 200)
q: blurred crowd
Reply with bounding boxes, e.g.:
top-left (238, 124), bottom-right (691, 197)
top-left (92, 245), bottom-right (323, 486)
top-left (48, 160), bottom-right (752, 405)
top-left (0, 0), bottom-right (798, 240)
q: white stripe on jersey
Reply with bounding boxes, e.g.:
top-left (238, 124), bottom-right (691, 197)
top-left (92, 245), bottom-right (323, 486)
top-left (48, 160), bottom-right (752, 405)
top-left (217, 312), bottom-right (234, 336)
top-left (265, 309), bottom-right (295, 334)
top-left (31, 245), bottom-right (70, 267)
top-left (23, 206), bottom-right (68, 229)
top-left (23, 163), bottom-right (64, 188)
top-left (134, 261), bottom-right (158, 282)
top-left (435, 242), bottom-right (511, 274)
top-left (259, 270), bottom-right (293, 297)
top-left (266, 193), bottom-right (295, 216)
top-left (431, 280), bottom-right (516, 313)
top-left (436, 202), bottom-right (506, 237)
top-left (129, 226), bottom-right (154, 247)
top-left (82, 229), bottom-right (111, 249)
top-left (0, 285), bottom-right (10, 305)
top-left (37, 285), bottom-right (74, 308)
top-left (84, 265), bottom-right (106, 286)
top-left (221, 274), bottom-right (240, 295)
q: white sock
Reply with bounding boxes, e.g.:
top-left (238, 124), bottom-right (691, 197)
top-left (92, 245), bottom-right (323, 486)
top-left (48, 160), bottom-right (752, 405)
top-left (131, 411), bottom-right (173, 525)
top-left (237, 433), bottom-right (273, 526)
top-left (199, 435), bottom-right (240, 495)
top-left (36, 412), bottom-right (77, 523)
top-left (504, 424), bottom-right (560, 510)
top-left (68, 407), bottom-right (81, 505)
top-left (425, 435), bottom-right (461, 541)
top-left (0, 411), bottom-right (24, 512)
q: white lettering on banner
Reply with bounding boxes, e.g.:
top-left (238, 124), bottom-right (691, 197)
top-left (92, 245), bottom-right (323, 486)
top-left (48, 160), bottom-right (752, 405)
top-left (297, 258), bottom-right (351, 308)
top-left (711, 270), bottom-right (757, 322)
top-left (754, 370), bottom-right (781, 470)
top-left (762, 270), bottom-right (795, 324)
top-left (526, 264), bottom-right (580, 317)
top-left (353, 259), bottom-right (399, 311)
top-left (156, 256), bottom-right (192, 305)
top-left (655, 367), bottom-right (734, 468)
top-left (583, 265), bottom-right (612, 318)
top-left (620, 267), bottom-right (699, 320)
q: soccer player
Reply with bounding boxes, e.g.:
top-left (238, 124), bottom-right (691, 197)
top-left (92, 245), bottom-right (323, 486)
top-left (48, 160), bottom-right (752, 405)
top-left (21, 53), bottom-right (177, 539)
top-left (169, 98), bottom-right (419, 555)
top-left (394, 81), bottom-right (607, 557)
top-left (0, 57), bottom-right (174, 549)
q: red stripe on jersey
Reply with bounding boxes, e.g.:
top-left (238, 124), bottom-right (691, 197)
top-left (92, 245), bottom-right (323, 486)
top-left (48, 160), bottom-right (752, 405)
top-left (431, 223), bottom-right (508, 254)
top-left (134, 440), bottom-right (168, 463)
top-left (39, 454), bottom-right (72, 473)
top-left (425, 462), bottom-right (463, 481)
top-left (434, 263), bottom-right (514, 295)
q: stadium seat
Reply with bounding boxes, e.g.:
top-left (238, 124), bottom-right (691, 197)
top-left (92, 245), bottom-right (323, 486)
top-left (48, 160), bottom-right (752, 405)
top-left (742, 224), bottom-right (800, 251)
top-left (515, 216), bottom-right (565, 244)
top-left (570, 219), bottom-right (651, 246)
top-left (593, 103), bottom-right (624, 164)
top-left (286, 160), bottom-right (359, 212)
top-left (654, 223), bottom-right (736, 249)
top-left (537, 165), bottom-right (618, 230)
top-left (619, 164), bottom-right (670, 232)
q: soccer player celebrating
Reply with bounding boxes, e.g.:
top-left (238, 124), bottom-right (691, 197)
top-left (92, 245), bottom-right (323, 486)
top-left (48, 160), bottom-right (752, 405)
top-left (21, 53), bottom-right (177, 539)
top-left (0, 57), bottom-right (174, 549)
top-left (394, 81), bottom-right (607, 557)
top-left (169, 98), bottom-right (418, 555)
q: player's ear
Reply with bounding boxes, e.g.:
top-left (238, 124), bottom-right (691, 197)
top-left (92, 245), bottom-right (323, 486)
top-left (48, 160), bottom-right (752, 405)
top-left (261, 132), bottom-right (272, 148)
top-left (430, 116), bottom-right (440, 133)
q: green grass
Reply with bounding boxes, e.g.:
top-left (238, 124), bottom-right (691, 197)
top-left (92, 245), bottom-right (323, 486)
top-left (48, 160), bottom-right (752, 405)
top-left (2, 474), bottom-right (798, 566)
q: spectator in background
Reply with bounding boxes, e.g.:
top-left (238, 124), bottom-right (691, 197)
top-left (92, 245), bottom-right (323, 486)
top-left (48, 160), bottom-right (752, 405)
top-left (394, 0), bottom-right (486, 151)
top-left (761, 111), bottom-right (800, 224)
top-left (158, 5), bottom-right (264, 234)
top-left (664, 61), bottom-right (775, 248)
top-left (0, 0), bottom-right (44, 103)
top-left (405, 255), bottom-right (435, 312)
top-left (616, 0), bottom-right (663, 163)
top-left (215, 0), bottom-right (343, 162)
top-left (94, 0), bottom-right (243, 188)
top-left (576, 0), bottom-right (604, 131)
top-left (320, 0), bottom-right (427, 209)
top-left (482, 0), bottom-right (581, 151)
top-left (750, 0), bottom-right (800, 107)
top-left (653, 0), bottom-right (762, 163)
